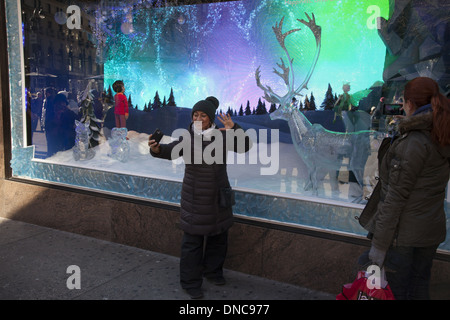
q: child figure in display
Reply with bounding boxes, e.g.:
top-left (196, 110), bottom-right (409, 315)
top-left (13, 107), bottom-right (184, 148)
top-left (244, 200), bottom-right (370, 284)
top-left (112, 80), bottom-right (129, 129)
top-left (109, 80), bottom-right (130, 161)
top-left (333, 82), bottom-right (353, 122)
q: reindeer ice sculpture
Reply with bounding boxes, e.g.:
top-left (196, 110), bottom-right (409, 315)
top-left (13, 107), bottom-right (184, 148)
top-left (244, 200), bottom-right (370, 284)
top-left (256, 13), bottom-right (384, 200)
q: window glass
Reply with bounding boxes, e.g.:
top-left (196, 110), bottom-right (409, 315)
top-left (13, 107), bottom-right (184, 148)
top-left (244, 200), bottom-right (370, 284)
top-left (6, 0), bottom-right (449, 251)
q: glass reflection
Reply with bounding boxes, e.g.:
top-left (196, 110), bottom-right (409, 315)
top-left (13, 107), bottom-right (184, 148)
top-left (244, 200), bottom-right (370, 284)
top-left (20, 0), bottom-right (449, 211)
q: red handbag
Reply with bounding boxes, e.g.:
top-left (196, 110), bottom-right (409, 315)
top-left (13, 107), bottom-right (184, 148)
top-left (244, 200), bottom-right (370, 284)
top-left (336, 270), bottom-right (395, 300)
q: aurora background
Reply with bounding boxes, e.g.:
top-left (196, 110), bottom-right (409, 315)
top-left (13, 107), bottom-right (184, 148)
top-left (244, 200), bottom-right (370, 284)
top-left (96, 0), bottom-right (389, 111)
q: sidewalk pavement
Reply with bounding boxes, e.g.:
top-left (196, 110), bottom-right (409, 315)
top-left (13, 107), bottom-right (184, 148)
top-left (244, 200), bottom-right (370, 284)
top-left (0, 217), bottom-right (335, 300)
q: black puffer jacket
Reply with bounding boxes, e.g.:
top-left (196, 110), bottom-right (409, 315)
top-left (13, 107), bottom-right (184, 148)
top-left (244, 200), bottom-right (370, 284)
top-left (151, 123), bottom-right (252, 236)
top-left (360, 109), bottom-right (450, 251)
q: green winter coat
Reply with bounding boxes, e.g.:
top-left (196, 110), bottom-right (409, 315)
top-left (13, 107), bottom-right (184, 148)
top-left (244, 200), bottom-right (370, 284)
top-left (359, 111), bottom-right (450, 252)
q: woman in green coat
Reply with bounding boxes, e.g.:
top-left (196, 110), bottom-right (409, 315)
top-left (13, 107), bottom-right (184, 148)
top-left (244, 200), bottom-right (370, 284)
top-left (360, 77), bottom-right (450, 299)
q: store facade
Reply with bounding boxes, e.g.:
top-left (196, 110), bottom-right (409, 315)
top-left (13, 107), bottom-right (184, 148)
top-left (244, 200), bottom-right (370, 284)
top-left (1, 0), bottom-right (449, 297)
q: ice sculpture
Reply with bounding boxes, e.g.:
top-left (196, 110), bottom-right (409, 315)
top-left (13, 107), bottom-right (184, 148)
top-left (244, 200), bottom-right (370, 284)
top-left (73, 120), bottom-right (95, 161)
top-left (255, 13), bottom-right (321, 108)
top-left (78, 80), bottom-right (103, 148)
top-left (270, 105), bottom-right (385, 197)
top-left (107, 127), bottom-right (130, 162)
top-left (256, 13), bottom-right (386, 199)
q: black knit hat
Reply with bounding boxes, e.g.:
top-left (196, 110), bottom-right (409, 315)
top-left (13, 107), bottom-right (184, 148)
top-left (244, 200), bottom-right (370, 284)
top-left (191, 96), bottom-right (219, 122)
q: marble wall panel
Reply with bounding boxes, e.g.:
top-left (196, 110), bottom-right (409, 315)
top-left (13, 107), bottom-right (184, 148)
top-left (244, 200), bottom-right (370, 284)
top-left (0, 179), bottom-right (448, 297)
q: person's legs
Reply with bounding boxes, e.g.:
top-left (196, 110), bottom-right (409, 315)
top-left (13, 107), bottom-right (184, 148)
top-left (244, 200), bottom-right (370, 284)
top-left (203, 231), bottom-right (228, 283)
top-left (407, 245), bottom-right (438, 300)
top-left (115, 114), bottom-right (121, 128)
top-left (180, 233), bottom-right (204, 293)
top-left (118, 115), bottom-right (126, 128)
top-left (384, 246), bottom-right (413, 300)
top-left (384, 245), bottom-right (437, 300)
top-left (115, 114), bottom-right (126, 128)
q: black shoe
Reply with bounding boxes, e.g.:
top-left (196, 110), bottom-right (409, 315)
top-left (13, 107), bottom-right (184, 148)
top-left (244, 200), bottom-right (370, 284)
top-left (206, 276), bottom-right (226, 286)
top-left (184, 288), bottom-right (203, 299)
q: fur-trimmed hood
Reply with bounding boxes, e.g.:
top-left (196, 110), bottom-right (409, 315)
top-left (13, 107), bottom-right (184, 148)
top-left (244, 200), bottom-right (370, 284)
top-left (397, 111), bottom-right (433, 135)
top-left (397, 111), bottom-right (450, 159)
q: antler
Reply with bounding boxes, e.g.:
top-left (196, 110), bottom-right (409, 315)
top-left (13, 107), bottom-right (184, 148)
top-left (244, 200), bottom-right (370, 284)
top-left (255, 13), bottom-right (321, 108)
top-left (255, 66), bottom-right (283, 105)
top-left (298, 13), bottom-right (321, 46)
top-left (272, 16), bottom-right (302, 51)
top-left (274, 57), bottom-right (291, 86)
top-left (294, 13), bottom-right (321, 95)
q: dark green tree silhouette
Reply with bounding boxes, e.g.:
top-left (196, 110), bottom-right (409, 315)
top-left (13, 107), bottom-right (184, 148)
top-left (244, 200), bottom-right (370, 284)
top-left (127, 94), bottom-right (133, 109)
top-left (268, 103), bottom-right (277, 113)
top-left (303, 95), bottom-right (310, 111)
top-left (238, 104), bottom-right (244, 116)
top-left (106, 85), bottom-right (113, 104)
top-left (309, 92), bottom-right (317, 110)
top-left (321, 83), bottom-right (336, 110)
top-left (255, 98), bottom-right (268, 115)
top-left (152, 91), bottom-right (161, 109)
top-left (167, 87), bottom-right (176, 106)
top-left (244, 100), bottom-right (252, 115)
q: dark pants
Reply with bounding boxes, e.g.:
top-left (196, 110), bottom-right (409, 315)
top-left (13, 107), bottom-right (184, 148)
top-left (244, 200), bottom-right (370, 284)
top-left (180, 231), bottom-right (228, 290)
top-left (384, 245), bottom-right (438, 300)
top-left (359, 244), bottom-right (438, 300)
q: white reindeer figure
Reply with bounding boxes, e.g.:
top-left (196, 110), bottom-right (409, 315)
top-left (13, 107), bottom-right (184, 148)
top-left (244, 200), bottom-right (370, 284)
top-left (270, 105), bottom-right (384, 197)
top-left (256, 13), bottom-right (384, 199)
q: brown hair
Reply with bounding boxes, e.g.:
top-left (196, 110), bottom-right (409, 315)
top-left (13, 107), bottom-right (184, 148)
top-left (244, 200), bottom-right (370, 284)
top-left (112, 80), bottom-right (124, 93)
top-left (403, 77), bottom-right (450, 146)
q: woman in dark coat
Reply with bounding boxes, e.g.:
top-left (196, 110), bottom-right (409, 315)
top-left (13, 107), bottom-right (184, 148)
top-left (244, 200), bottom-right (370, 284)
top-left (360, 77), bottom-right (450, 299)
top-left (149, 96), bottom-right (252, 299)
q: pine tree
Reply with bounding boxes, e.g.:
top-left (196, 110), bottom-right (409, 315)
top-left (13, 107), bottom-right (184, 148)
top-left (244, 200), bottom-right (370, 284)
top-left (309, 92), bottom-right (316, 110)
top-left (299, 101), bottom-right (304, 111)
top-left (269, 103), bottom-right (277, 113)
top-left (238, 104), bottom-right (244, 116)
top-left (304, 95), bottom-right (310, 111)
top-left (106, 85), bottom-right (113, 103)
top-left (167, 87), bottom-right (176, 106)
top-left (78, 81), bottom-right (103, 148)
top-left (244, 101), bottom-right (252, 115)
top-left (152, 91), bottom-right (161, 109)
top-left (162, 96), bottom-right (167, 108)
top-left (255, 98), bottom-right (267, 115)
top-left (321, 83), bottom-right (335, 110)
top-left (127, 94), bottom-right (133, 109)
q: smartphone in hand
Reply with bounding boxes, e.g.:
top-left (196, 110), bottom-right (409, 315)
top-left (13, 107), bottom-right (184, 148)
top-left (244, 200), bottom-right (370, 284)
top-left (152, 128), bottom-right (164, 143)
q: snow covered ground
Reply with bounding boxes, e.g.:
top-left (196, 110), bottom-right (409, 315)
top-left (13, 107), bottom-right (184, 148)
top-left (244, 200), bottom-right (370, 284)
top-left (34, 127), bottom-right (374, 205)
